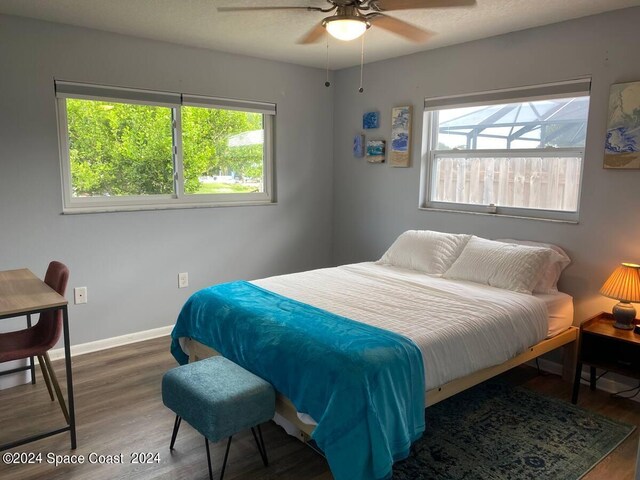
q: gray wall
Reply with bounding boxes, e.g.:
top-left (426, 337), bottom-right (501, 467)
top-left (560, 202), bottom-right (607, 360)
top-left (0, 15), bottom-right (334, 345)
top-left (3, 8), bottom-right (640, 350)
top-left (332, 7), bottom-right (640, 323)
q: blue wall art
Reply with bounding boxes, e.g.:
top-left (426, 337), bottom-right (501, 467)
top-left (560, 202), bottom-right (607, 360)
top-left (390, 106), bottom-right (412, 167)
top-left (604, 81), bottom-right (640, 169)
top-left (353, 134), bottom-right (365, 158)
top-left (363, 111), bottom-right (379, 129)
top-left (366, 140), bottom-right (385, 163)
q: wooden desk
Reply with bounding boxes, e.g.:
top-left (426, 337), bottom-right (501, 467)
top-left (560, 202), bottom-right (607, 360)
top-left (0, 268), bottom-right (76, 450)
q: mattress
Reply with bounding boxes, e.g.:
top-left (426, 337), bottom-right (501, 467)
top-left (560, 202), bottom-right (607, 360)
top-left (538, 290), bottom-right (574, 338)
top-left (253, 262), bottom-right (572, 391)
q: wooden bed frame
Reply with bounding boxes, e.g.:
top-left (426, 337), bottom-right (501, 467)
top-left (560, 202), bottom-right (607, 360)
top-left (184, 326), bottom-right (578, 441)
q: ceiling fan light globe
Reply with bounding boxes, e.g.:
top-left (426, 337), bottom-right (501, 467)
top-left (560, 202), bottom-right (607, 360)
top-left (325, 18), bottom-right (368, 41)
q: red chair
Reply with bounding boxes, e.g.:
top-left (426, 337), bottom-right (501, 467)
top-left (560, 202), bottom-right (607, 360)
top-left (0, 261), bottom-right (70, 422)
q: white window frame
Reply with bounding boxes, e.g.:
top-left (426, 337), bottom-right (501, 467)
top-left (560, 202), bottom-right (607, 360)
top-left (56, 81), bottom-right (275, 213)
top-left (419, 79), bottom-right (591, 222)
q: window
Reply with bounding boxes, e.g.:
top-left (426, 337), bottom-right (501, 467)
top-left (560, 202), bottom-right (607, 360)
top-left (421, 79), bottom-right (591, 221)
top-left (56, 81), bottom-right (275, 212)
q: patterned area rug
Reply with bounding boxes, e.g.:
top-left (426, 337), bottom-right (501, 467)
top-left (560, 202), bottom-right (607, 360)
top-left (393, 381), bottom-right (634, 480)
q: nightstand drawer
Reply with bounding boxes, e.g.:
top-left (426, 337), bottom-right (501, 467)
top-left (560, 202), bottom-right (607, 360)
top-left (581, 332), bottom-right (640, 378)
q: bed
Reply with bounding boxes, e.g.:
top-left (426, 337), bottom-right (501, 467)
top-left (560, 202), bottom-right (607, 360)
top-left (171, 232), bottom-right (578, 480)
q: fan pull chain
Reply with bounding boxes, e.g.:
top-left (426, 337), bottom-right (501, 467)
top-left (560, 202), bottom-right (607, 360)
top-left (325, 34), bottom-right (331, 87)
top-left (358, 32), bottom-right (365, 93)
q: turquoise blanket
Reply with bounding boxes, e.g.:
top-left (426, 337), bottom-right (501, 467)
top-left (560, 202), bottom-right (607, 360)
top-left (171, 281), bottom-right (425, 480)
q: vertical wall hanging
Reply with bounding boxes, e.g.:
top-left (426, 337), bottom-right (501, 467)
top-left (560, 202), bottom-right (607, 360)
top-left (390, 106), bottom-right (412, 167)
top-left (604, 81), bottom-right (640, 169)
top-left (353, 135), bottom-right (365, 158)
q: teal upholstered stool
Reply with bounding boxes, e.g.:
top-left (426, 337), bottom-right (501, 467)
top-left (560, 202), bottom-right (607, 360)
top-left (162, 356), bottom-right (276, 480)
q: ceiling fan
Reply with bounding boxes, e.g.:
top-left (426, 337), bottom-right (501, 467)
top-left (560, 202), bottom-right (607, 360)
top-left (218, 0), bottom-right (477, 44)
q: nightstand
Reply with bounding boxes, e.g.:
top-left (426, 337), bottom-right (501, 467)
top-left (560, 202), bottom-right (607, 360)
top-left (571, 312), bottom-right (640, 404)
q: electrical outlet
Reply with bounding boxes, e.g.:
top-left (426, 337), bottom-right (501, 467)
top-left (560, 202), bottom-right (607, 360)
top-left (74, 286), bottom-right (87, 304)
top-left (178, 272), bottom-right (189, 288)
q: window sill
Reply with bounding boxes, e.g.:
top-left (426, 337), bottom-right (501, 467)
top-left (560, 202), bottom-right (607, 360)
top-left (418, 206), bottom-right (579, 224)
top-left (61, 200), bottom-right (276, 215)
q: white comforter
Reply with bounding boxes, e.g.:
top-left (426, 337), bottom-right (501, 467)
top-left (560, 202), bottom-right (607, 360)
top-left (253, 262), bottom-right (548, 391)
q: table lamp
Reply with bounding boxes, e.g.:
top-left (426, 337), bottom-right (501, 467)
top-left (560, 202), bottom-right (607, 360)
top-left (599, 262), bottom-right (640, 330)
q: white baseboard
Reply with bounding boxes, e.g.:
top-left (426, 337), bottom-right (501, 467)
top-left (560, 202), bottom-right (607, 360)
top-left (526, 358), bottom-right (640, 403)
top-left (527, 357), bottom-right (564, 376)
top-left (0, 359), bottom-right (31, 390)
top-left (48, 325), bottom-right (174, 362)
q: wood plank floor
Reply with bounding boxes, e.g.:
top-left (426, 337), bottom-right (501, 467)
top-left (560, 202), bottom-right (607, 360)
top-left (0, 337), bottom-right (638, 480)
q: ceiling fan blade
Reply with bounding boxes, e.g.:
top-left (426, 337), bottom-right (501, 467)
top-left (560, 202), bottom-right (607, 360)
top-left (297, 22), bottom-right (327, 44)
top-left (218, 6), bottom-right (322, 12)
top-left (370, 14), bottom-right (433, 43)
top-left (372, 0), bottom-right (476, 10)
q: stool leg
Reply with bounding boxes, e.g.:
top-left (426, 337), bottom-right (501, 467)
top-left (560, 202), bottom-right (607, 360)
top-left (205, 438), bottom-right (214, 480)
top-left (170, 415), bottom-right (182, 450)
top-left (258, 425), bottom-right (268, 466)
top-left (251, 426), bottom-right (268, 466)
top-left (219, 436), bottom-right (232, 480)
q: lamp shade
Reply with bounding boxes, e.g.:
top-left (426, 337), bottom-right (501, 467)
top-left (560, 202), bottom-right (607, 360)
top-left (325, 17), bottom-right (368, 41)
top-left (600, 263), bottom-right (640, 302)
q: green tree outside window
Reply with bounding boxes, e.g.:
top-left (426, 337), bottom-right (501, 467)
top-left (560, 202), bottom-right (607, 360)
top-left (67, 99), bottom-right (264, 197)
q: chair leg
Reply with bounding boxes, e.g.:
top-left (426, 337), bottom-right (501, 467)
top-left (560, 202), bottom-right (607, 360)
top-left (29, 356), bottom-right (36, 385)
top-left (41, 352), bottom-right (70, 424)
top-left (26, 315), bottom-right (35, 385)
top-left (37, 355), bottom-right (55, 401)
top-left (251, 425), bottom-right (268, 466)
top-left (205, 438), bottom-right (214, 480)
top-left (219, 436), bottom-right (233, 480)
top-left (170, 415), bottom-right (182, 450)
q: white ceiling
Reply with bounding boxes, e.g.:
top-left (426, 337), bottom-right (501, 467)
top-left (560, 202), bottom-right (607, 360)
top-left (1, 0), bottom-right (639, 69)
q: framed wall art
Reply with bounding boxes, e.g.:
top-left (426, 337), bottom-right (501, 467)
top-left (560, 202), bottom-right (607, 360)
top-left (390, 106), bottom-right (412, 167)
top-left (353, 134), bottom-right (365, 158)
top-left (366, 140), bottom-right (385, 163)
top-left (604, 81), bottom-right (640, 169)
top-left (363, 111), bottom-right (379, 129)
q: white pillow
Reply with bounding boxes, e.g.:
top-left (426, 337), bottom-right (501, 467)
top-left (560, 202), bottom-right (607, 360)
top-left (377, 230), bottom-right (471, 275)
top-left (443, 236), bottom-right (553, 294)
top-left (496, 239), bottom-right (571, 294)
